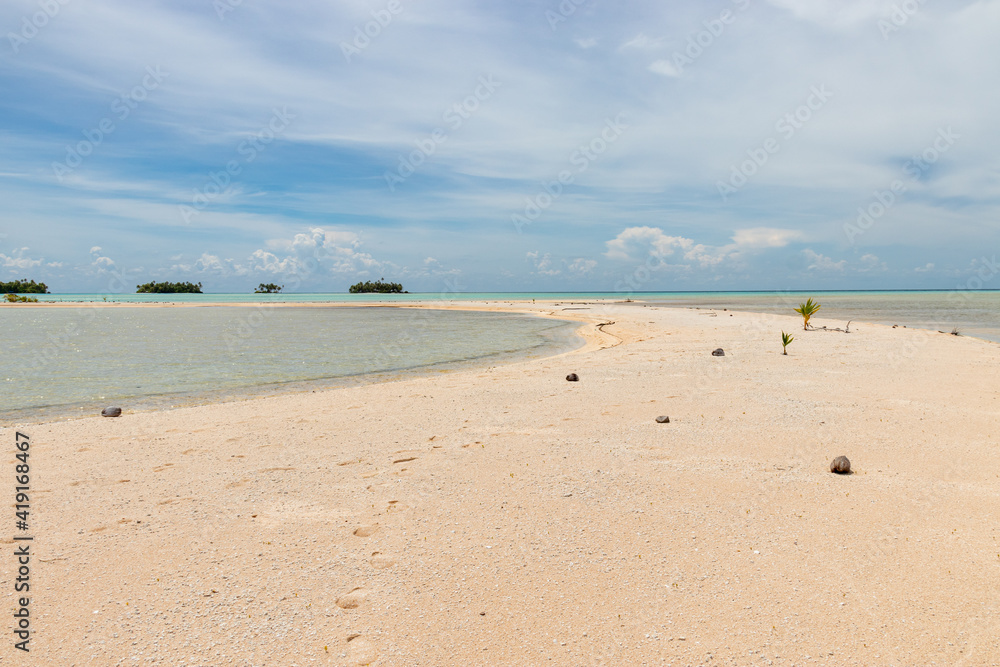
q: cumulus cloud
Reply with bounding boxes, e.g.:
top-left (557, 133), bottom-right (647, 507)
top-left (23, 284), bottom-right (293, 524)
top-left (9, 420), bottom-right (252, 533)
top-left (858, 253), bottom-right (887, 272)
top-left (568, 258), bottom-right (597, 274)
top-left (605, 226), bottom-right (801, 269)
top-left (89, 246), bottom-right (117, 272)
top-left (914, 263), bottom-right (935, 273)
top-left (731, 227), bottom-right (804, 249)
top-left (526, 251), bottom-right (561, 276)
top-left (257, 227), bottom-right (384, 276)
top-left (0, 247), bottom-right (42, 270)
top-left (604, 227), bottom-right (694, 262)
top-left (803, 249), bottom-right (846, 271)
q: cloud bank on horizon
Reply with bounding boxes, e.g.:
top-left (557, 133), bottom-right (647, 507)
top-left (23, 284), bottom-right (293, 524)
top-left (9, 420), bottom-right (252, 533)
top-left (1, 0), bottom-right (997, 292)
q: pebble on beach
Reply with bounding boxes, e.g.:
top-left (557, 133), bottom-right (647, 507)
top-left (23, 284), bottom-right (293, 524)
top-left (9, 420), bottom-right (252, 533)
top-left (566, 373), bottom-right (579, 382)
top-left (655, 415), bottom-right (670, 423)
top-left (830, 456), bottom-right (852, 474)
top-left (101, 407), bottom-right (122, 418)
top-left (712, 348), bottom-right (725, 356)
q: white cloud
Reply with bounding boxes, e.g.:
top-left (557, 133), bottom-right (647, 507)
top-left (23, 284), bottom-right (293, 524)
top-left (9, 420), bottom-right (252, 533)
top-left (604, 227), bottom-right (694, 262)
top-left (526, 251), bottom-right (561, 276)
top-left (858, 253), bottom-right (887, 272)
top-left (604, 226), bottom-right (796, 269)
top-left (262, 227), bottom-right (382, 275)
top-left (574, 37), bottom-right (598, 49)
top-left (0, 248), bottom-right (42, 270)
top-left (731, 228), bottom-right (804, 249)
top-left (803, 249), bottom-right (846, 271)
top-left (914, 263), bottom-right (935, 273)
top-left (568, 258), bottom-right (597, 274)
top-left (620, 33), bottom-right (661, 50)
top-left (648, 60), bottom-right (681, 78)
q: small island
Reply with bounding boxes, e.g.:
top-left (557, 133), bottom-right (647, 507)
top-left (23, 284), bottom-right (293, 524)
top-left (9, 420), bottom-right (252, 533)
top-left (254, 283), bottom-right (283, 294)
top-left (136, 281), bottom-right (203, 294)
top-left (349, 279), bottom-right (405, 294)
top-left (0, 279), bottom-right (49, 293)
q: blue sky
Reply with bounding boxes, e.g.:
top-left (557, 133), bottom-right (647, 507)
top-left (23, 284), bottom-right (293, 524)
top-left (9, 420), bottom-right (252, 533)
top-left (1, 0), bottom-right (997, 293)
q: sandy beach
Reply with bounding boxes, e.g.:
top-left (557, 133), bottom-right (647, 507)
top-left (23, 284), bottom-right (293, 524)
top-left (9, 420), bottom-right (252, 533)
top-left (4, 302), bottom-right (1000, 666)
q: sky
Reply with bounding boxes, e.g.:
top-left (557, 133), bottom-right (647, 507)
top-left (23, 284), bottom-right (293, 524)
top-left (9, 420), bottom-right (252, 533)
top-left (1, 0), bottom-right (998, 293)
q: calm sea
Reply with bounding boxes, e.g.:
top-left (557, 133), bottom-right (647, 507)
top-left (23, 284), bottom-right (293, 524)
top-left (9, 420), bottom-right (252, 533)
top-left (26, 289), bottom-right (1000, 341)
top-left (5, 291), bottom-right (999, 421)
top-left (1, 307), bottom-right (580, 422)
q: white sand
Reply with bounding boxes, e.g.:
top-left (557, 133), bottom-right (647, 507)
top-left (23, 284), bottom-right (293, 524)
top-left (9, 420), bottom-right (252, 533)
top-left (4, 302), bottom-right (1000, 665)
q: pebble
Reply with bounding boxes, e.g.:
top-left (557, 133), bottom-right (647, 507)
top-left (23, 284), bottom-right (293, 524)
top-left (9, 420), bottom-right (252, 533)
top-left (101, 406), bottom-right (122, 417)
top-left (565, 373), bottom-right (579, 382)
top-left (711, 348), bottom-right (725, 356)
top-left (655, 416), bottom-right (670, 423)
top-left (830, 455), bottom-right (852, 474)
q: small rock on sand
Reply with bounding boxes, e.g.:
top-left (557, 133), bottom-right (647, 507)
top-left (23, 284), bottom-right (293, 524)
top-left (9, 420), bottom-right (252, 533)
top-left (830, 456), bottom-right (851, 474)
top-left (655, 415), bottom-right (670, 423)
top-left (101, 407), bottom-right (122, 418)
top-left (712, 348), bottom-right (725, 357)
top-left (566, 373), bottom-right (579, 382)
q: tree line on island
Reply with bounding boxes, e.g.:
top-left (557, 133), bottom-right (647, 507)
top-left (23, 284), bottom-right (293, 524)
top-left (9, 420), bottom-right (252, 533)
top-left (1, 278), bottom-right (408, 294)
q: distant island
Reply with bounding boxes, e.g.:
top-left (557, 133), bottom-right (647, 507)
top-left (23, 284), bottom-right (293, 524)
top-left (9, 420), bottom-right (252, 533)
top-left (349, 279), bottom-right (405, 294)
top-left (254, 283), bottom-right (283, 294)
top-left (0, 279), bottom-right (48, 293)
top-left (136, 281), bottom-right (203, 294)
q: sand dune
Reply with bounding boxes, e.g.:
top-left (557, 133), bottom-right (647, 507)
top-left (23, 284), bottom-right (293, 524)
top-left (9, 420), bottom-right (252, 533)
top-left (5, 302), bottom-right (1000, 665)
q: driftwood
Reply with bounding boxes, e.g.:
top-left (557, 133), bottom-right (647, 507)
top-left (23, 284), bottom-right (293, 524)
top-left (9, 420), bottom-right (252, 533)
top-left (807, 320), bottom-right (852, 333)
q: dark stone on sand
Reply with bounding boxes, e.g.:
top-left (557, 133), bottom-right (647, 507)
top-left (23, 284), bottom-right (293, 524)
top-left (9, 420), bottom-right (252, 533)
top-left (566, 373), bottom-right (579, 382)
top-left (711, 348), bottom-right (725, 356)
top-left (101, 406), bottom-right (122, 418)
top-left (655, 415), bottom-right (670, 424)
top-left (830, 456), bottom-right (851, 474)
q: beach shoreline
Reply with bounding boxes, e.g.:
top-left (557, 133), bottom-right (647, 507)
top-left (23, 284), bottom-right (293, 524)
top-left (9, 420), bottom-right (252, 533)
top-left (4, 302), bottom-right (1000, 664)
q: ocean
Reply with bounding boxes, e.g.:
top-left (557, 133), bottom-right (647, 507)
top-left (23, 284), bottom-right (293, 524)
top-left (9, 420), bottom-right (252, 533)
top-left (5, 290), bottom-right (999, 421)
top-left (1, 306), bottom-right (580, 422)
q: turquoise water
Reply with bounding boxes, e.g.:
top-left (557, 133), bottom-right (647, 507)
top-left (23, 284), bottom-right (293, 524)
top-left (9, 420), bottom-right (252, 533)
top-left (5, 290), bottom-right (999, 422)
top-left (637, 291), bottom-right (1000, 343)
top-left (0, 307), bottom-right (580, 422)
top-left (25, 290), bottom-right (1000, 341)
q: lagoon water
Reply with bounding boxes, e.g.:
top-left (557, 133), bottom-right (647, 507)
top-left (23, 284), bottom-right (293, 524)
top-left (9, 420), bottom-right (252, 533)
top-left (6, 290), bottom-right (1000, 421)
top-left (1, 307), bottom-right (580, 421)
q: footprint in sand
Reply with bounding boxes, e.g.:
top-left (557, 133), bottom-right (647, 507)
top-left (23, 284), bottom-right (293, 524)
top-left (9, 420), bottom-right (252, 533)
top-left (335, 587), bottom-right (369, 609)
top-left (346, 635), bottom-right (378, 665)
top-left (353, 525), bottom-right (378, 537)
top-left (370, 551), bottom-right (396, 569)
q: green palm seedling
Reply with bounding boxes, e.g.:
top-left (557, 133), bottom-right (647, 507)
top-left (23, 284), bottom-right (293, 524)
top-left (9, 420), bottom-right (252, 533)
top-left (781, 331), bottom-right (794, 355)
top-left (794, 298), bottom-right (821, 330)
